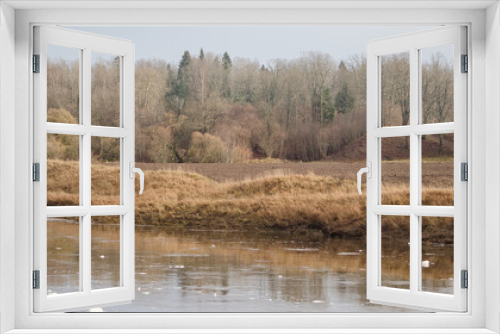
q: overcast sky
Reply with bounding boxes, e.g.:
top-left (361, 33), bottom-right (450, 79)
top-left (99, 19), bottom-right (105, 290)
top-left (62, 25), bottom-right (441, 65)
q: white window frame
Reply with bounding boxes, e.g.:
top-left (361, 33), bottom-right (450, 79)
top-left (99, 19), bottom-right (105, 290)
top-left (33, 25), bottom-right (136, 312)
top-left (365, 26), bottom-right (467, 312)
top-left (2, 3), bottom-right (498, 333)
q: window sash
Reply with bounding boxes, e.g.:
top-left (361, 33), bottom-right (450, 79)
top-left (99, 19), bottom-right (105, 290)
top-left (366, 26), bottom-right (468, 312)
top-left (32, 25), bottom-right (136, 313)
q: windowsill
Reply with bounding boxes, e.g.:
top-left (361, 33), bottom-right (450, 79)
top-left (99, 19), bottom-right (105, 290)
top-left (3, 329), bottom-right (498, 334)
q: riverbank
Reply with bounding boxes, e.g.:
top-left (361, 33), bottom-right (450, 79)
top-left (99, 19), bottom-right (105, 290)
top-left (47, 160), bottom-right (454, 241)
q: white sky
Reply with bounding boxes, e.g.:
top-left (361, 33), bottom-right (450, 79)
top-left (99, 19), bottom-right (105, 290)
top-left (58, 26), bottom-right (447, 65)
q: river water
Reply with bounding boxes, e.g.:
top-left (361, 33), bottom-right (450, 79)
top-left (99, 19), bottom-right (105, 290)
top-left (47, 220), bottom-right (454, 312)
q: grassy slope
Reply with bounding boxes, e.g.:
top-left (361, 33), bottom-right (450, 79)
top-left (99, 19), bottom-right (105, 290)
top-left (48, 160), bottom-right (454, 241)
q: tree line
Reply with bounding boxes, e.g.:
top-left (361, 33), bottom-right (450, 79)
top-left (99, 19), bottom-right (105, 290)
top-left (47, 49), bottom-right (453, 163)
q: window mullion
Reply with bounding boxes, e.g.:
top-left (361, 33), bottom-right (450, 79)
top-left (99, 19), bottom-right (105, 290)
top-left (409, 47), bottom-right (420, 295)
top-left (82, 47), bottom-right (92, 294)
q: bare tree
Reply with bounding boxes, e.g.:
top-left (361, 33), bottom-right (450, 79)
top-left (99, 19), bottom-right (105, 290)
top-left (381, 53), bottom-right (410, 128)
top-left (422, 52), bottom-right (454, 154)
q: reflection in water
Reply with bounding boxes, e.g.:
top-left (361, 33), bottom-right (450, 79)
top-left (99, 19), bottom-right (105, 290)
top-left (381, 216), bottom-right (410, 290)
top-left (47, 220), bottom-right (453, 312)
top-left (91, 220), bottom-right (121, 290)
top-left (421, 217), bottom-right (454, 295)
top-left (47, 218), bottom-right (80, 295)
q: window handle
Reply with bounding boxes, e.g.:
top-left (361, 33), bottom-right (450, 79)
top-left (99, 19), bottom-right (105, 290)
top-left (129, 162), bottom-right (144, 195)
top-left (357, 162), bottom-right (372, 195)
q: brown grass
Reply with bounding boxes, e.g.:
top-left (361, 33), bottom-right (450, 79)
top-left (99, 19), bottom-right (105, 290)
top-left (47, 159), bottom-right (454, 241)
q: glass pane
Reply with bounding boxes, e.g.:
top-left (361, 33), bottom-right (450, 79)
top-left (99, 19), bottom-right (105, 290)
top-left (381, 52), bottom-right (410, 127)
top-left (92, 52), bottom-right (121, 127)
top-left (421, 217), bottom-right (454, 294)
top-left (421, 134), bottom-right (454, 206)
top-left (47, 217), bottom-right (80, 294)
top-left (91, 216), bottom-right (121, 290)
top-left (381, 137), bottom-right (410, 205)
top-left (91, 137), bottom-right (121, 205)
top-left (421, 44), bottom-right (454, 124)
top-left (381, 215), bottom-right (410, 290)
top-left (47, 133), bottom-right (80, 206)
top-left (47, 44), bottom-right (80, 124)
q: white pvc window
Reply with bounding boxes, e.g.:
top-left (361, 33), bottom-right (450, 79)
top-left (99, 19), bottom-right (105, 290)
top-left (33, 26), bottom-right (136, 312)
top-left (8, 3), bottom-right (487, 330)
top-left (365, 26), bottom-right (467, 311)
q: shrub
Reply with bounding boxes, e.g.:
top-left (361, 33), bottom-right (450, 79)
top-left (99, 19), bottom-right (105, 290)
top-left (47, 133), bottom-right (79, 161)
top-left (188, 131), bottom-right (250, 163)
top-left (47, 108), bottom-right (78, 124)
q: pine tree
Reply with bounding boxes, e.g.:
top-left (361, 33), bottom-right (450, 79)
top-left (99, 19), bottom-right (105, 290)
top-left (199, 48), bottom-right (205, 61)
top-left (321, 87), bottom-right (335, 121)
top-left (222, 52), bottom-right (232, 70)
top-left (165, 51), bottom-right (193, 116)
top-left (179, 50), bottom-right (191, 68)
top-left (221, 52), bottom-right (232, 98)
top-left (175, 51), bottom-right (192, 100)
top-left (334, 83), bottom-right (355, 114)
top-left (338, 60), bottom-right (347, 71)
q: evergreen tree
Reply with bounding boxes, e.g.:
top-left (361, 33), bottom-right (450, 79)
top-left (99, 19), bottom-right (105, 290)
top-left (334, 83), bottom-right (355, 114)
top-left (321, 87), bottom-right (335, 121)
top-left (165, 51), bottom-right (193, 116)
top-left (165, 64), bottom-right (176, 93)
top-left (199, 48), bottom-right (205, 60)
top-left (165, 64), bottom-right (179, 111)
top-left (175, 51), bottom-right (192, 100)
top-left (221, 52), bottom-right (232, 98)
top-left (222, 52), bottom-right (232, 70)
top-left (179, 50), bottom-right (191, 69)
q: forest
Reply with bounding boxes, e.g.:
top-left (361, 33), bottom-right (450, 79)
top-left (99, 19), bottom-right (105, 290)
top-left (46, 49), bottom-right (453, 163)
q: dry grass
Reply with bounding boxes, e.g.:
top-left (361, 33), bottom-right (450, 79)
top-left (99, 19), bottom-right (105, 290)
top-left (248, 157), bottom-right (291, 164)
top-left (47, 159), bottom-right (454, 240)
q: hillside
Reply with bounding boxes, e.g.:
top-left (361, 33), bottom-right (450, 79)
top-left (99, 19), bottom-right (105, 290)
top-left (47, 160), bottom-right (453, 241)
top-left (328, 134), bottom-right (454, 162)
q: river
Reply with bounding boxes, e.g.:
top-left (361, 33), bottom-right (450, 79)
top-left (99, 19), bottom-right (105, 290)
top-left (47, 219), bottom-right (453, 312)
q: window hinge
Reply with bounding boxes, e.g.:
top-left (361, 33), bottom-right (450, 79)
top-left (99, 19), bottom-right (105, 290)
top-left (461, 54), bottom-right (468, 73)
top-left (33, 54), bottom-right (40, 73)
top-left (33, 163), bottom-right (40, 182)
top-left (461, 162), bottom-right (468, 182)
top-left (33, 270), bottom-right (40, 289)
top-left (461, 270), bottom-right (468, 289)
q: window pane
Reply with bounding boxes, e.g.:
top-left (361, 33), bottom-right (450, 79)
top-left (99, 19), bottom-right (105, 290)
top-left (47, 217), bottom-right (80, 294)
top-left (381, 215), bottom-right (410, 290)
top-left (421, 44), bottom-right (454, 124)
top-left (421, 134), bottom-right (454, 206)
top-left (92, 52), bottom-right (121, 127)
top-left (91, 216), bottom-right (121, 290)
top-left (381, 137), bottom-right (410, 205)
top-left (421, 217), bottom-right (454, 294)
top-left (47, 133), bottom-right (80, 206)
top-left (381, 52), bottom-right (410, 127)
top-left (47, 44), bottom-right (80, 124)
top-left (91, 137), bottom-right (121, 205)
